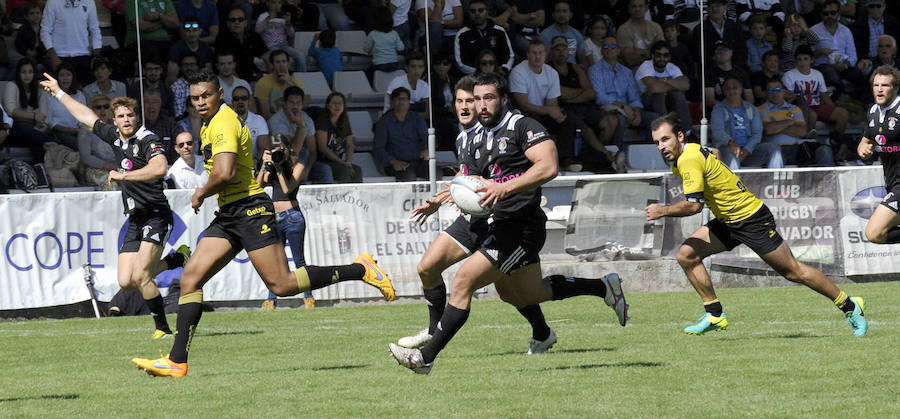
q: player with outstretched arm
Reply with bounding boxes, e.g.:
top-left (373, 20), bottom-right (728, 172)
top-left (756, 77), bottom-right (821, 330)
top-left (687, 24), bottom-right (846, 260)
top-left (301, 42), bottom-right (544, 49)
top-left (645, 113), bottom-right (867, 336)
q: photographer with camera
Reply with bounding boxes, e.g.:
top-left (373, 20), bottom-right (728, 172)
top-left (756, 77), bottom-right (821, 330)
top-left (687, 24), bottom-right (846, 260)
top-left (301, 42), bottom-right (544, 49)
top-left (256, 132), bottom-right (315, 310)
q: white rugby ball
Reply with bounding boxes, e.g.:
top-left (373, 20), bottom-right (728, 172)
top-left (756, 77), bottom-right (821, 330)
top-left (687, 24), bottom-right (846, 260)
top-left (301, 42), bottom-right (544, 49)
top-left (450, 176), bottom-right (492, 216)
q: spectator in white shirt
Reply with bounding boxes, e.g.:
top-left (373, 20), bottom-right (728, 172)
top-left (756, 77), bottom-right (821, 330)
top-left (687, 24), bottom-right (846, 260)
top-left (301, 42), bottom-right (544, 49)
top-left (40, 0), bottom-right (102, 86)
top-left (383, 51), bottom-right (430, 115)
top-left (166, 132), bottom-right (208, 189)
top-left (634, 41), bottom-right (692, 133)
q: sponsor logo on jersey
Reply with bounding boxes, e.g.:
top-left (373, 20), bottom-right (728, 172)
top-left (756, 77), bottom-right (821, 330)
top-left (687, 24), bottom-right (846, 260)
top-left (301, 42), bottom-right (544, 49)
top-left (889, 117), bottom-right (897, 130)
top-left (121, 158), bottom-right (133, 170)
top-left (876, 134), bottom-right (887, 145)
top-left (142, 225), bottom-right (152, 238)
top-left (132, 144), bottom-right (139, 156)
top-left (527, 131), bottom-right (547, 142)
top-left (498, 137), bottom-right (508, 153)
top-left (246, 206), bottom-right (272, 216)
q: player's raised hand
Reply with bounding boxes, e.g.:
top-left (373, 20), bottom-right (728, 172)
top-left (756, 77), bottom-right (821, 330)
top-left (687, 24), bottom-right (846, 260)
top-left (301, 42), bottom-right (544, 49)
top-left (39, 72), bottom-right (60, 95)
top-left (410, 182), bottom-right (451, 224)
top-left (858, 137), bottom-right (874, 160)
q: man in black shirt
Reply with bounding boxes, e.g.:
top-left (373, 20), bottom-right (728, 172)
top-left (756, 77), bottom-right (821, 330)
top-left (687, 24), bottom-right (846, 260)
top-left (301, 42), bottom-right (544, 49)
top-left (454, 0), bottom-right (515, 74)
top-left (858, 66), bottom-right (900, 244)
top-left (390, 72), bottom-right (628, 374)
top-left (41, 73), bottom-right (190, 340)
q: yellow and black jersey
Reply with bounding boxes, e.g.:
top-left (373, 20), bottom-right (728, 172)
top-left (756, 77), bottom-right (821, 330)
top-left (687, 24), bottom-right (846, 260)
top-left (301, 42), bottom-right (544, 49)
top-left (200, 103), bottom-right (265, 207)
top-left (673, 143), bottom-right (763, 223)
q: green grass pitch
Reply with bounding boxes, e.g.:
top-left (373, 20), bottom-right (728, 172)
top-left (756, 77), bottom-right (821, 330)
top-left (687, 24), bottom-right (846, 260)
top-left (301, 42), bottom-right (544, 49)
top-left (1, 282), bottom-right (899, 417)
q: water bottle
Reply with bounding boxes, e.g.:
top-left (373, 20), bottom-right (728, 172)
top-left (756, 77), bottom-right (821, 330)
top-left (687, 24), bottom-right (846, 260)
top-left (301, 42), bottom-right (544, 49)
top-left (573, 128), bottom-right (583, 158)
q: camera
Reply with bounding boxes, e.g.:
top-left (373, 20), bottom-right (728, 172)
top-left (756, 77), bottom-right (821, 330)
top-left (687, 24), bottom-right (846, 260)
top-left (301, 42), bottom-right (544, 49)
top-left (271, 147), bottom-right (286, 164)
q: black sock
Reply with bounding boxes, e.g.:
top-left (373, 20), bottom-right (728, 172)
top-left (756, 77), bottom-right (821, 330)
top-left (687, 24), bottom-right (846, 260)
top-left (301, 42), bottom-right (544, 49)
top-left (548, 275), bottom-right (606, 300)
top-left (420, 305), bottom-right (470, 364)
top-left (839, 298), bottom-right (856, 314)
top-left (883, 227), bottom-right (900, 244)
top-left (517, 304), bottom-right (551, 341)
top-left (162, 252), bottom-right (185, 270)
top-left (144, 295), bottom-right (171, 332)
top-left (705, 301), bottom-right (723, 317)
top-left (423, 284), bottom-right (446, 335)
top-left (302, 264), bottom-right (366, 290)
top-left (169, 291), bottom-right (204, 363)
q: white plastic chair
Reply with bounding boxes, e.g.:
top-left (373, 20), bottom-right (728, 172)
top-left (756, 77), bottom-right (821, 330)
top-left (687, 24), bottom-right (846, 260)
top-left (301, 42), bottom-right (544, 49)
top-left (625, 144), bottom-right (669, 172)
top-left (333, 71), bottom-right (382, 107)
top-left (335, 30), bottom-right (367, 55)
top-left (351, 152), bottom-right (395, 183)
top-left (348, 111), bottom-right (375, 150)
top-left (293, 72), bottom-right (332, 106)
top-left (373, 70), bottom-right (406, 93)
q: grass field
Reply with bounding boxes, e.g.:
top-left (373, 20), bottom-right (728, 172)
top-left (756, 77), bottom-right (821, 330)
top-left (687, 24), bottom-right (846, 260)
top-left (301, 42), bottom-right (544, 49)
top-left (2, 282), bottom-right (899, 418)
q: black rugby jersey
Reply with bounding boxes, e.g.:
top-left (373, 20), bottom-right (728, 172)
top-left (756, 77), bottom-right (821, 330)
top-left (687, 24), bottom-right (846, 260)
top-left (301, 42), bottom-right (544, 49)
top-left (864, 96), bottom-right (900, 189)
top-left (466, 110), bottom-right (553, 219)
top-left (93, 120), bottom-right (169, 214)
top-left (456, 122), bottom-right (482, 176)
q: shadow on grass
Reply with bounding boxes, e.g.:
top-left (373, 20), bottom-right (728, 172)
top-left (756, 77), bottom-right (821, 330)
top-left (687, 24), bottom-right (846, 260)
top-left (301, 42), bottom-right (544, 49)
top-left (0, 394), bottom-right (79, 403)
top-left (312, 364), bottom-right (369, 371)
top-left (721, 332), bottom-right (825, 340)
top-left (200, 364), bottom-right (369, 377)
top-left (201, 330), bottom-right (263, 337)
top-left (547, 361), bottom-right (665, 371)
top-left (487, 347), bottom-right (615, 357)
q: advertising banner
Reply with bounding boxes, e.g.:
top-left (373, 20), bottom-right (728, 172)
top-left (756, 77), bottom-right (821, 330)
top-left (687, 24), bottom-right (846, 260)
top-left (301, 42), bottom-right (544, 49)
top-left (837, 167), bottom-right (900, 275)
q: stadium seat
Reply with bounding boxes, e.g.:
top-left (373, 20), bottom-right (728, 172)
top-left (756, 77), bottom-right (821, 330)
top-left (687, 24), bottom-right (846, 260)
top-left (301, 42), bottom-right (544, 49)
top-left (334, 71), bottom-right (382, 107)
top-left (348, 111), bottom-right (375, 151)
top-left (351, 152), bottom-right (395, 183)
top-left (102, 35), bottom-right (119, 49)
top-left (625, 144), bottom-right (668, 172)
top-left (373, 70), bottom-right (406, 93)
top-left (294, 31), bottom-right (319, 70)
top-left (335, 30), bottom-right (367, 55)
top-left (293, 72), bottom-right (332, 106)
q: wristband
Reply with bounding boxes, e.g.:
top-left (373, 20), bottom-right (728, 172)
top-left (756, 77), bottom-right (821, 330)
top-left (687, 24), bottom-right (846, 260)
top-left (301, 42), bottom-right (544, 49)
top-left (55, 90), bottom-right (66, 100)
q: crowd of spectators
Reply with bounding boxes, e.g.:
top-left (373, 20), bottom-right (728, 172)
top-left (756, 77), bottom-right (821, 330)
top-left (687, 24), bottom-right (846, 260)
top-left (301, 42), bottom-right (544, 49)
top-left (0, 0), bottom-right (898, 191)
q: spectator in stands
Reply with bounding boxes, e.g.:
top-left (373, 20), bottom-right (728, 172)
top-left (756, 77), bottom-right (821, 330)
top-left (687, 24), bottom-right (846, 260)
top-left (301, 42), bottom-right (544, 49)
top-left (3, 58), bottom-right (54, 162)
top-left (475, 50), bottom-right (501, 76)
top-left (308, 0), bottom-right (352, 31)
top-left (616, 0), bottom-right (663, 68)
top-left (78, 94), bottom-right (117, 188)
top-left (308, 29), bottom-right (343, 87)
top-left (852, 0), bottom-right (899, 73)
top-left (171, 52), bottom-right (200, 119)
top-left (254, 49), bottom-right (304, 119)
top-left (215, 51), bottom-right (252, 107)
top-left (389, 0), bottom-right (413, 47)
top-left (862, 34), bottom-right (897, 77)
top-left (510, 39), bottom-right (580, 170)
top-left (692, 0), bottom-right (745, 70)
top-left (142, 89), bottom-right (178, 164)
top-left (660, 20), bottom-right (695, 97)
top-left (588, 36), bottom-right (643, 150)
top-left (175, 0), bottom-right (219, 44)
top-left (383, 51), bottom-right (429, 114)
top-left (127, 56), bottom-right (173, 117)
top-left (14, 2), bottom-right (45, 62)
top-left (635, 40), bottom-right (692, 134)
top-left (782, 45), bottom-right (850, 157)
top-left (166, 132), bottom-right (208, 189)
top-left (231, 86), bottom-right (271, 162)
top-left (415, 0), bottom-right (463, 56)
top-left (83, 57), bottom-right (126, 104)
top-left (505, 0), bottom-right (545, 59)
top-left (265, 86), bottom-right (332, 183)
top-left (583, 15), bottom-right (614, 68)
top-left (539, 0), bottom-right (585, 65)
top-left (658, 0), bottom-right (700, 24)
top-left (365, 7), bottom-right (406, 76)
top-left (40, 62), bottom-right (83, 151)
top-left (429, 54), bottom-right (458, 151)
top-left (735, 0), bottom-right (784, 26)
top-left (316, 92), bottom-right (362, 183)
top-left (758, 79), bottom-right (834, 167)
top-left (782, 14), bottom-right (819, 73)
top-left (454, 0), bottom-right (514, 74)
top-left (0, 104), bottom-right (11, 148)
top-left (711, 76), bottom-right (783, 170)
top-left (124, 0), bottom-right (178, 61)
top-left (216, 8), bottom-right (267, 82)
top-left (811, 0), bottom-right (863, 99)
top-left (282, 0), bottom-right (321, 32)
top-left (177, 99), bottom-right (203, 141)
top-left (596, 0), bottom-right (630, 29)
top-left (167, 18), bottom-right (214, 85)
top-left (746, 16), bottom-right (774, 73)
top-left (256, 0), bottom-right (307, 73)
top-left (751, 50), bottom-right (816, 132)
top-left (705, 40), bottom-right (753, 109)
top-left (40, 0), bottom-right (102, 85)
top-left (374, 87), bottom-right (428, 181)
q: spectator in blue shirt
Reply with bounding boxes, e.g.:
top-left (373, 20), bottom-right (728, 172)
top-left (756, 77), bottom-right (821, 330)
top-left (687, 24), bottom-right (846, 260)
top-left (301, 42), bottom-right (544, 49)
top-left (308, 29), bottom-right (343, 87)
top-left (175, 0), bottom-right (219, 44)
top-left (539, 0), bottom-right (585, 65)
top-left (588, 36), bottom-right (643, 148)
top-left (711, 75), bottom-right (783, 170)
top-left (373, 87), bottom-right (429, 181)
top-left (746, 16), bottom-right (774, 73)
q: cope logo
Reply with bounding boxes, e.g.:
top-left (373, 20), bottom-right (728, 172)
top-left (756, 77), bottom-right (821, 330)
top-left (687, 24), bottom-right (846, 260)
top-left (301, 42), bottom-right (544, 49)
top-left (117, 211), bottom-right (188, 250)
top-left (849, 187), bottom-right (886, 219)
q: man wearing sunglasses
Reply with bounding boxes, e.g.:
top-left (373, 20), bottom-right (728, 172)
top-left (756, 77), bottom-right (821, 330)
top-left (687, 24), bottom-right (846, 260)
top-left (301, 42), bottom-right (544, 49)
top-left (851, 0), bottom-right (900, 73)
top-left (167, 132), bottom-right (208, 189)
top-left (758, 79), bottom-right (834, 167)
top-left (588, 35), bottom-right (644, 153)
top-left (215, 8), bottom-right (268, 82)
top-left (175, 0), bottom-right (220, 44)
top-left (167, 17), bottom-right (214, 86)
top-left (810, 0), bottom-right (863, 99)
top-left (453, 0), bottom-right (514, 74)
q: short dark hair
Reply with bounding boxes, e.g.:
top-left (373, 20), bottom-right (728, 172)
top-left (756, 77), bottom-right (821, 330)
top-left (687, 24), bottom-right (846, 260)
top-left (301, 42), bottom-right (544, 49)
top-left (661, 19), bottom-right (680, 32)
top-left (390, 86), bottom-right (411, 100)
top-left (406, 50), bottom-right (426, 66)
top-left (766, 79), bottom-right (784, 89)
top-left (91, 56), bottom-right (110, 72)
top-left (24, 1), bottom-right (41, 13)
top-left (762, 50), bottom-right (779, 62)
top-left (269, 49), bottom-right (290, 63)
top-left (216, 49), bottom-right (235, 62)
top-left (650, 40), bottom-right (669, 55)
top-left (528, 38), bottom-right (545, 49)
top-left (179, 51), bottom-right (199, 66)
top-left (283, 85), bottom-right (305, 102)
top-left (183, 16), bottom-right (200, 25)
top-left (455, 75), bottom-right (477, 95)
top-left (468, 0), bottom-right (487, 8)
top-left (319, 29), bottom-right (336, 48)
top-left (474, 72), bottom-right (509, 99)
top-left (822, 0), bottom-right (841, 11)
top-left (650, 113), bottom-right (685, 137)
top-left (722, 74), bottom-right (743, 87)
top-left (186, 69), bottom-right (220, 89)
top-left (795, 45), bottom-right (814, 59)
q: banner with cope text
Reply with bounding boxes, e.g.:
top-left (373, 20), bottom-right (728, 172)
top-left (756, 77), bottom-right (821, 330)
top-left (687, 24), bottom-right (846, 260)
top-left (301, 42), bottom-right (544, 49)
top-left (0, 183), bottom-right (455, 310)
top-left (661, 169), bottom-right (843, 275)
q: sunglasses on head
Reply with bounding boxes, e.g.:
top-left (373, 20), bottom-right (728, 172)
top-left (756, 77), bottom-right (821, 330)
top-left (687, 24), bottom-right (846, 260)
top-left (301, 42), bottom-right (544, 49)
top-left (184, 23), bottom-right (200, 29)
top-left (177, 141), bottom-right (194, 148)
top-left (602, 43), bottom-right (617, 49)
top-left (767, 87), bottom-right (782, 93)
top-left (232, 95), bottom-right (250, 101)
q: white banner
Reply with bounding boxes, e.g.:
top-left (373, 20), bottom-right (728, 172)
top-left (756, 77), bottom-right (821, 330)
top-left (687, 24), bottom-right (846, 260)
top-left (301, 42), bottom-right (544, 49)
top-left (837, 167), bottom-right (900, 275)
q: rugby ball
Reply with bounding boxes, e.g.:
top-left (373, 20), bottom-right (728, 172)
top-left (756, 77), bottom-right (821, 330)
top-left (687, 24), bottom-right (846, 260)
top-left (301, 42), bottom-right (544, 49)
top-left (450, 176), bottom-right (492, 216)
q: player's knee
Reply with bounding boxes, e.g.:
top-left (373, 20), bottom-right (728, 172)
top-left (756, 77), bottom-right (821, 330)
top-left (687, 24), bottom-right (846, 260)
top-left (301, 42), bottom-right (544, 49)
top-left (675, 245), bottom-right (701, 267)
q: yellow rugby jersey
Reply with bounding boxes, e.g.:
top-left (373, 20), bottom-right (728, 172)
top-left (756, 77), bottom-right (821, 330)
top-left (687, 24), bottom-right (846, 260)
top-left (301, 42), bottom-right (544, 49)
top-left (201, 103), bottom-right (264, 207)
top-left (673, 143), bottom-right (763, 223)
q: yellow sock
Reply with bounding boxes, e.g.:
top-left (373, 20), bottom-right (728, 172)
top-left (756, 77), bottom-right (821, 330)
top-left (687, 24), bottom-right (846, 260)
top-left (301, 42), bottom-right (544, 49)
top-left (178, 290), bottom-right (203, 304)
top-left (703, 298), bottom-right (720, 306)
top-left (833, 291), bottom-right (849, 308)
top-left (294, 267), bottom-right (311, 292)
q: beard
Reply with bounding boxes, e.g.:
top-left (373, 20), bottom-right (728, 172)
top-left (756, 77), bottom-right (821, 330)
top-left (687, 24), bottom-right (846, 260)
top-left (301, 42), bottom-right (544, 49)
top-left (477, 105), bottom-right (505, 128)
